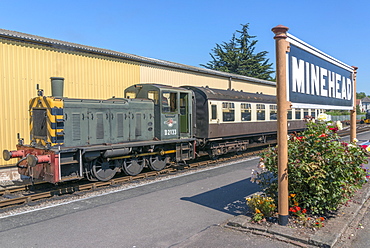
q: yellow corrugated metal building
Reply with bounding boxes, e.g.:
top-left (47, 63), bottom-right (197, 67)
top-left (0, 28), bottom-right (276, 166)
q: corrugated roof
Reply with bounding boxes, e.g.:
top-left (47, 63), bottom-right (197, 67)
top-left (0, 28), bottom-right (276, 87)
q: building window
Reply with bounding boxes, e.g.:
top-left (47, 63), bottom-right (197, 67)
top-left (270, 105), bottom-right (277, 120)
top-left (241, 103), bottom-right (251, 121)
top-left (222, 102), bottom-right (235, 122)
top-left (257, 104), bottom-right (265, 120)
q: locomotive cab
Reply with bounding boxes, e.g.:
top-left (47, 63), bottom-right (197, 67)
top-left (124, 84), bottom-right (194, 140)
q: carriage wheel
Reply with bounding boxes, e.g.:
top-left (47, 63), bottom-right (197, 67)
top-left (122, 158), bottom-right (144, 176)
top-left (91, 157), bottom-right (118, 181)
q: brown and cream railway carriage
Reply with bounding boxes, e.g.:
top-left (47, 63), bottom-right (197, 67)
top-left (184, 86), bottom-right (311, 158)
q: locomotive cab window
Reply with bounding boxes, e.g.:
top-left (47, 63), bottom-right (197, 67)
top-left (125, 91), bottom-right (136, 99)
top-left (162, 92), bottom-right (177, 113)
top-left (222, 102), bottom-right (235, 122)
top-left (241, 103), bottom-right (251, 121)
top-left (257, 104), bottom-right (265, 121)
top-left (269, 105), bottom-right (277, 120)
top-left (148, 90), bottom-right (159, 104)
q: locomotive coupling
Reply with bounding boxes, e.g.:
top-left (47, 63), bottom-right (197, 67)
top-left (26, 154), bottom-right (51, 167)
top-left (3, 149), bottom-right (25, 161)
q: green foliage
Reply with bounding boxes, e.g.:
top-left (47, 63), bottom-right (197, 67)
top-left (201, 23), bottom-right (274, 81)
top-left (357, 105), bottom-right (365, 115)
top-left (253, 120), bottom-right (368, 214)
top-left (246, 194), bottom-right (276, 222)
top-left (325, 110), bottom-right (350, 116)
top-left (357, 92), bottom-right (367, 99)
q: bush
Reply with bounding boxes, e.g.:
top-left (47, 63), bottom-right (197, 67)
top-left (252, 119), bottom-right (368, 214)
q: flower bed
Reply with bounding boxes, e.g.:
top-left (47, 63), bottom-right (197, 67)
top-left (247, 115), bottom-right (370, 229)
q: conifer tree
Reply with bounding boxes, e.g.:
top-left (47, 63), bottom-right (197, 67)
top-left (201, 23), bottom-right (274, 81)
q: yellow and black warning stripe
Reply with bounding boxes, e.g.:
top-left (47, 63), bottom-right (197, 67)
top-left (29, 96), bottom-right (64, 147)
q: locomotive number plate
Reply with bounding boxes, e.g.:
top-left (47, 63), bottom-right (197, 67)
top-left (164, 129), bottom-right (177, 135)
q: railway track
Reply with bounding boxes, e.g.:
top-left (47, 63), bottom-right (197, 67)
top-left (1, 124), bottom-right (370, 211)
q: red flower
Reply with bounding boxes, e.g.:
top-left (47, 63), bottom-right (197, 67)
top-left (289, 207), bottom-right (297, 213)
top-left (295, 136), bottom-right (304, 141)
top-left (329, 127), bottom-right (339, 132)
top-left (302, 208), bottom-right (307, 214)
top-left (319, 133), bottom-right (327, 138)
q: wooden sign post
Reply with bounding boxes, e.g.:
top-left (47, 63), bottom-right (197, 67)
top-left (272, 25), bottom-right (290, 226)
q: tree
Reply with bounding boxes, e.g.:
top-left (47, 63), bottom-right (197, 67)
top-left (357, 92), bottom-right (366, 99)
top-left (201, 23), bottom-right (274, 81)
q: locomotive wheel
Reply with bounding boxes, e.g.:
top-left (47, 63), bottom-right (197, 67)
top-left (91, 157), bottom-right (118, 181)
top-left (122, 158), bottom-right (144, 176)
top-left (148, 155), bottom-right (167, 171)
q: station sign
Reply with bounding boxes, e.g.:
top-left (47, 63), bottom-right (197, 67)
top-left (286, 34), bottom-right (354, 110)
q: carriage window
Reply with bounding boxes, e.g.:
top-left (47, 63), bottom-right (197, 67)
top-left (288, 110), bottom-right (292, 120)
top-left (211, 105), bottom-right (217, 120)
top-left (125, 91), bottom-right (136, 99)
top-left (241, 103), bottom-right (251, 121)
top-left (222, 102), bottom-right (235, 122)
top-left (270, 105), bottom-right (277, 120)
top-left (304, 109), bottom-right (309, 118)
top-left (162, 92), bottom-right (177, 113)
top-left (148, 91), bottom-right (159, 104)
top-left (257, 104), bottom-right (265, 120)
top-left (295, 109), bottom-right (301, 119)
top-left (311, 110), bottom-right (316, 118)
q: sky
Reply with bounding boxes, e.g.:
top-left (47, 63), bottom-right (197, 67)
top-left (1, 0), bottom-right (369, 94)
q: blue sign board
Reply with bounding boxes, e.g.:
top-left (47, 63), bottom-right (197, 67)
top-left (286, 34), bottom-right (354, 110)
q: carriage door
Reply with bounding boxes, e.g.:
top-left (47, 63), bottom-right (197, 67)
top-left (180, 93), bottom-right (190, 137)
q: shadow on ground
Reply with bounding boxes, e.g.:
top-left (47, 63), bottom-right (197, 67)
top-left (181, 178), bottom-right (260, 215)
